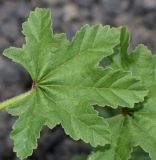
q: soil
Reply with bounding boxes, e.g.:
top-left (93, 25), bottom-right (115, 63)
top-left (0, 0), bottom-right (156, 159)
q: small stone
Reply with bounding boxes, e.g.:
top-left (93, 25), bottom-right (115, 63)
top-left (133, 0), bottom-right (156, 14)
top-left (130, 26), bottom-right (155, 51)
top-left (17, 1), bottom-right (31, 19)
top-left (101, 0), bottom-right (123, 15)
top-left (0, 37), bottom-right (9, 53)
top-left (44, 0), bottom-right (69, 5)
top-left (44, 0), bottom-right (58, 5)
top-left (143, 0), bottom-right (156, 9)
top-left (0, 6), bottom-right (8, 21)
top-left (0, 122), bottom-right (7, 134)
top-left (63, 4), bottom-right (80, 22)
top-left (1, 19), bottom-right (19, 40)
top-left (73, 0), bottom-right (94, 8)
top-left (80, 9), bottom-right (92, 21)
top-left (115, 13), bottom-right (137, 26)
top-left (143, 13), bottom-right (156, 29)
top-left (92, 5), bottom-right (103, 23)
top-left (2, 1), bottom-right (18, 16)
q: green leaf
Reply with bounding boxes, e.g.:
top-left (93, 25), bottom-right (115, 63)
top-left (89, 28), bottom-right (156, 160)
top-left (131, 147), bottom-right (150, 160)
top-left (89, 87), bottom-right (156, 160)
top-left (2, 9), bottom-right (147, 159)
top-left (103, 27), bottom-right (130, 69)
top-left (117, 27), bottom-right (130, 68)
top-left (107, 27), bottom-right (156, 88)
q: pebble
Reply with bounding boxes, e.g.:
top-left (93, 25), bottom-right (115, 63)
top-left (143, 13), bottom-right (156, 29)
top-left (131, 26), bottom-right (156, 51)
top-left (44, 0), bottom-right (69, 6)
top-left (0, 37), bottom-right (9, 53)
top-left (0, 6), bottom-right (8, 21)
top-left (16, 1), bottom-right (31, 19)
top-left (73, 0), bottom-right (95, 8)
top-left (2, 1), bottom-right (18, 17)
top-left (80, 9), bottom-right (92, 21)
top-left (101, 0), bottom-right (123, 15)
top-left (133, 0), bottom-right (156, 13)
top-left (92, 5), bottom-right (104, 23)
top-left (1, 19), bottom-right (19, 40)
top-left (44, 0), bottom-right (58, 5)
top-left (63, 4), bottom-right (80, 22)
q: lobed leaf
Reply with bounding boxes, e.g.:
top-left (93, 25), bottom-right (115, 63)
top-left (2, 9), bottom-right (147, 159)
top-left (89, 28), bottom-right (156, 160)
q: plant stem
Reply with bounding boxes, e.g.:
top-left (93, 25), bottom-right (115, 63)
top-left (0, 91), bottom-right (32, 110)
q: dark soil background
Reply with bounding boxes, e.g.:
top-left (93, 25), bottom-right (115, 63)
top-left (0, 0), bottom-right (156, 160)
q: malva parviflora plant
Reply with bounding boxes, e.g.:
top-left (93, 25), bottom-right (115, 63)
top-left (0, 8), bottom-right (155, 160)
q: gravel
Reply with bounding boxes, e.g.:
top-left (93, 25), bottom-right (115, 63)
top-left (0, 0), bottom-right (156, 159)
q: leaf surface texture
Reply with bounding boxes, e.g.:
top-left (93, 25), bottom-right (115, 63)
top-left (3, 10), bottom-right (147, 159)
